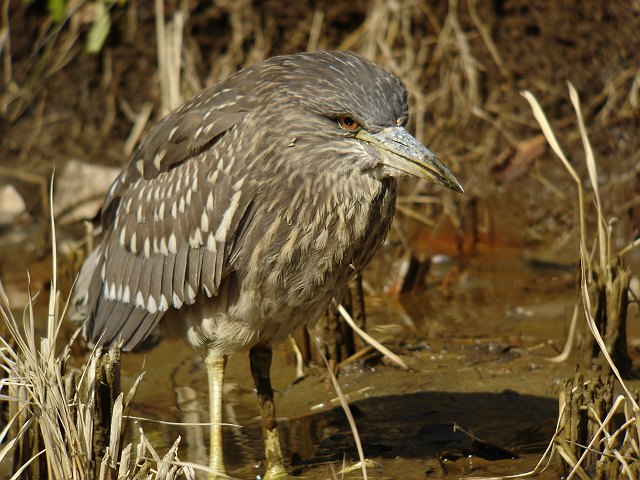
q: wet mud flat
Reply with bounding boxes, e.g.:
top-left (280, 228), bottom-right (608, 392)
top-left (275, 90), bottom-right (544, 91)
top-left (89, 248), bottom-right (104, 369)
top-left (110, 249), bottom-right (612, 479)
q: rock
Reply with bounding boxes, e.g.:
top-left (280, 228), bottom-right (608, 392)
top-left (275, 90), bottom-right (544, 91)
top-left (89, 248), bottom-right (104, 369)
top-left (53, 159), bottom-right (120, 223)
top-left (0, 184), bottom-right (28, 226)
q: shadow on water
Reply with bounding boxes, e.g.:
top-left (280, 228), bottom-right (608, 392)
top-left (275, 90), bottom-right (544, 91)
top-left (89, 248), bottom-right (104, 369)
top-left (282, 390), bottom-right (557, 465)
top-left (208, 387), bottom-right (560, 479)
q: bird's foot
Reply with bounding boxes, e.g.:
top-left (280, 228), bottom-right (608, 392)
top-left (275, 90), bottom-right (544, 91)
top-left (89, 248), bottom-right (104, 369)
top-left (206, 458), bottom-right (229, 480)
top-left (263, 462), bottom-right (294, 480)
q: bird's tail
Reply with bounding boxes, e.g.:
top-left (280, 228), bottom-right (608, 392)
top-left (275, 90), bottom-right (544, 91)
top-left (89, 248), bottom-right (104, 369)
top-left (70, 246), bottom-right (102, 326)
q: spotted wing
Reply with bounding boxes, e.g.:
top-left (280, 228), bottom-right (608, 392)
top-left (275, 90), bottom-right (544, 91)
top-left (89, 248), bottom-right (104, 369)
top-left (77, 85), bottom-right (257, 350)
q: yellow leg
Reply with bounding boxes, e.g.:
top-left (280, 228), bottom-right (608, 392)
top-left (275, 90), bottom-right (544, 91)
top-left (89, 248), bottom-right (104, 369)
top-left (249, 346), bottom-right (293, 479)
top-left (205, 349), bottom-right (228, 480)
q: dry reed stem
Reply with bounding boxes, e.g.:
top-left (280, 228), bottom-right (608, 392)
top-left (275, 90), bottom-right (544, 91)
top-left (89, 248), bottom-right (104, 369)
top-left (0, 184), bottom-right (192, 479)
top-left (307, 9), bottom-right (324, 52)
top-left (467, 0), bottom-right (509, 79)
top-left (124, 101), bottom-right (154, 156)
top-left (1, 0), bottom-right (12, 86)
top-left (517, 84), bottom-right (640, 479)
top-left (466, 80), bottom-right (640, 480)
top-left (336, 304), bottom-right (409, 370)
top-left (155, 0), bottom-right (186, 115)
top-left (309, 328), bottom-right (368, 480)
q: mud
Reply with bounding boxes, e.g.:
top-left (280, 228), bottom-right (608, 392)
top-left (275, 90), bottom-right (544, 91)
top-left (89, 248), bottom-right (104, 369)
top-left (99, 249), bottom-right (588, 479)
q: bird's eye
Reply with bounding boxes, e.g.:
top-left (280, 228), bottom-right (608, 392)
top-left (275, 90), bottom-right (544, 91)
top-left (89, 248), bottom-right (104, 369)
top-left (338, 116), bottom-right (360, 132)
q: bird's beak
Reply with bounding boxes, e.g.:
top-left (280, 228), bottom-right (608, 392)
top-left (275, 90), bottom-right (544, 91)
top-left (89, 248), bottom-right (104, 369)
top-left (356, 127), bottom-right (465, 194)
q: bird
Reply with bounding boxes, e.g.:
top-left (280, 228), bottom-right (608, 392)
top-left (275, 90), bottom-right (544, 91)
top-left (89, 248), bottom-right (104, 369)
top-left (73, 50), bottom-right (464, 479)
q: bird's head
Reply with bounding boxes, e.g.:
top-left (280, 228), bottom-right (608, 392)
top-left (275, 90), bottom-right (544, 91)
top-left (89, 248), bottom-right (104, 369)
top-left (259, 50), bottom-right (464, 194)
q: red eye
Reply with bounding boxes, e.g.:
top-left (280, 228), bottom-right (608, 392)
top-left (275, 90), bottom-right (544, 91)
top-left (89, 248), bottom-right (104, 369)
top-left (338, 116), bottom-right (360, 131)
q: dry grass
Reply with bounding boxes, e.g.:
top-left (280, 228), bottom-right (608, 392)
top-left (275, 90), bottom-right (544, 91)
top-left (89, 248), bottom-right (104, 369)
top-left (472, 84), bottom-right (640, 480)
top-left (461, 82), bottom-right (639, 480)
top-left (0, 190), bottom-right (193, 480)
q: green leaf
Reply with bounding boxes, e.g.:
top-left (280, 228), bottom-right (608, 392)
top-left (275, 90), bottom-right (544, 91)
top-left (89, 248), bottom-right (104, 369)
top-left (86, 1), bottom-right (111, 54)
top-left (48, 0), bottom-right (66, 23)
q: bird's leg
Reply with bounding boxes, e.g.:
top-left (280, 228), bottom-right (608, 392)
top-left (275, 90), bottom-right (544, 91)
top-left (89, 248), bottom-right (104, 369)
top-left (205, 349), bottom-right (228, 480)
top-left (249, 345), bottom-right (291, 479)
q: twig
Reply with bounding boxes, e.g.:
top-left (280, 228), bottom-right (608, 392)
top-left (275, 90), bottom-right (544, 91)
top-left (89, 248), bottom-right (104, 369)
top-left (1, 0), bottom-right (12, 86)
top-left (123, 101), bottom-right (154, 155)
top-left (336, 304), bottom-right (409, 370)
top-left (306, 9), bottom-right (324, 52)
top-left (467, 0), bottom-right (510, 78)
top-left (395, 203), bottom-right (436, 227)
top-left (544, 305), bottom-right (579, 363)
top-left (309, 330), bottom-right (368, 480)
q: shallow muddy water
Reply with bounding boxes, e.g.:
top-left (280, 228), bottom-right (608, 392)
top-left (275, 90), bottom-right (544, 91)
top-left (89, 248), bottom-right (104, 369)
top-left (3, 225), bottom-right (639, 479)
top-left (97, 248), bottom-right (581, 479)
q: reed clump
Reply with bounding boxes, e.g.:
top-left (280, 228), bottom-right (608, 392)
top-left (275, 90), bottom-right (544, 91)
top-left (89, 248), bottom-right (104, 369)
top-left (514, 85), bottom-right (639, 480)
top-left (0, 213), bottom-right (192, 480)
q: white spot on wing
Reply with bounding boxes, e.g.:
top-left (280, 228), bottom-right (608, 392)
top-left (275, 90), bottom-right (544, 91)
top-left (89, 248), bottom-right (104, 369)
top-left (172, 292), bottom-right (183, 308)
top-left (130, 231), bottom-right (138, 254)
top-left (159, 236), bottom-right (169, 255)
top-left (153, 149), bottom-right (167, 170)
top-left (159, 294), bottom-right (169, 311)
top-left (232, 177), bottom-right (245, 190)
top-left (186, 284), bottom-right (196, 302)
top-left (206, 233), bottom-right (216, 252)
top-left (190, 229), bottom-right (203, 247)
top-left (147, 295), bottom-right (157, 314)
top-left (135, 291), bottom-right (145, 309)
top-left (168, 233), bottom-right (177, 254)
top-left (201, 211), bottom-right (209, 232)
top-left (144, 237), bottom-right (151, 258)
top-left (168, 126), bottom-right (179, 140)
top-left (215, 190), bottom-right (241, 242)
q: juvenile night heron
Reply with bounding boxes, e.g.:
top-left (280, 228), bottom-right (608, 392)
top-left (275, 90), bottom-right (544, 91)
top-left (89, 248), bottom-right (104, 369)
top-left (74, 50), bottom-right (463, 479)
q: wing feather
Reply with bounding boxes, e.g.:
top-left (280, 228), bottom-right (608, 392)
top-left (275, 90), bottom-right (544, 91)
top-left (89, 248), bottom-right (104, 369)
top-left (161, 253), bottom-right (176, 308)
top-left (76, 77), bottom-right (261, 350)
top-left (187, 247), bottom-right (203, 299)
top-left (201, 247), bottom-right (217, 296)
top-left (148, 252), bottom-right (164, 312)
top-left (172, 241), bottom-right (189, 307)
